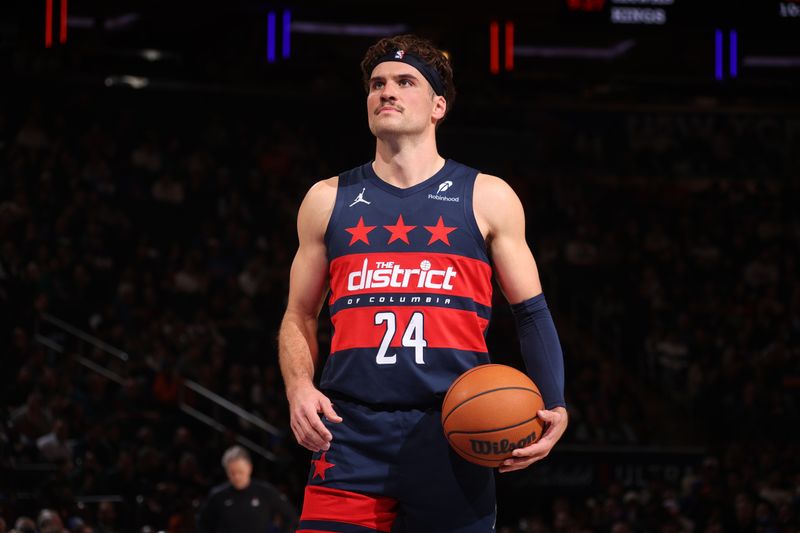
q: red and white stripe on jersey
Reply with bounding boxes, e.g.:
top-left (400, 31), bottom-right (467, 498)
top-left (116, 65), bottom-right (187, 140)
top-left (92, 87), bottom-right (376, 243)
top-left (331, 306), bottom-right (489, 354)
top-left (328, 252), bottom-right (492, 308)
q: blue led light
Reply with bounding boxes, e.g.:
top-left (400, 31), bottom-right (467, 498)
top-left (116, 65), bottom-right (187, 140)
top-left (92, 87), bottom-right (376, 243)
top-left (283, 10), bottom-right (291, 59)
top-left (267, 11), bottom-right (276, 63)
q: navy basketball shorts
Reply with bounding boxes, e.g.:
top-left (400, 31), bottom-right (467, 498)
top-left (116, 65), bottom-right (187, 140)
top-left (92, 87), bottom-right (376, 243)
top-left (297, 396), bottom-right (497, 533)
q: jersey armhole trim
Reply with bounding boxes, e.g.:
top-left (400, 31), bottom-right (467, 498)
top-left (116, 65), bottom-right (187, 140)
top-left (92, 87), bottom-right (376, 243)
top-left (323, 175), bottom-right (343, 258)
top-left (463, 170), bottom-right (490, 259)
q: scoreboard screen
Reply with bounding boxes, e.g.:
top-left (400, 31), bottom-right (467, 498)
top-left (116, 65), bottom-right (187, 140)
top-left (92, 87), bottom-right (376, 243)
top-left (564, 0), bottom-right (800, 28)
top-left (565, 0), bottom-right (680, 26)
top-left (608, 0), bottom-right (674, 26)
top-left (778, 0), bottom-right (800, 18)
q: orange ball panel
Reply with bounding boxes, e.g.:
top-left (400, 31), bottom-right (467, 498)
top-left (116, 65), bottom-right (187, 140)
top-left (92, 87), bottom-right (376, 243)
top-left (442, 364), bottom-right (545, 468)
top-left (447, 418), bottom-right (545, 467)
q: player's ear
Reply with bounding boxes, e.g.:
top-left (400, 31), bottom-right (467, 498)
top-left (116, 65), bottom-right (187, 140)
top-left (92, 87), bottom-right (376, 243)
top-left (432, 95), bottom-right (446, 121)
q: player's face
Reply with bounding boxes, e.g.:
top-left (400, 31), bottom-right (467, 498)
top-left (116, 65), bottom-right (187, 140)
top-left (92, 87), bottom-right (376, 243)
top-left (225, 458), bottom-right (252, 490)
top-left (366, 61), bottom-right (443, 138)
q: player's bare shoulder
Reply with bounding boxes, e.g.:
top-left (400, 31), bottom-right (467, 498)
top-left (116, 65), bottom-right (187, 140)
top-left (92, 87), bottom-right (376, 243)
top-left (474, 173), bottom-right (520, 206)
top-left (302, 176), bottom-right (339, 210)
top-left (297, 176), bottom-right (339, 241)
top-left (473, 173), bottom-right (525, 238)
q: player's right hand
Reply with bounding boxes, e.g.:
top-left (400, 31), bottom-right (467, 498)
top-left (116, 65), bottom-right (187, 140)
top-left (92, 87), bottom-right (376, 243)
top-left (287, 384), bottom-right (342, 452)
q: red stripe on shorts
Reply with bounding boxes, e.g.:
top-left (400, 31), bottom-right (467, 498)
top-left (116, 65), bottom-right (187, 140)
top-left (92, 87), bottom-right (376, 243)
top-left (300, 485), bottom-right (398, 533)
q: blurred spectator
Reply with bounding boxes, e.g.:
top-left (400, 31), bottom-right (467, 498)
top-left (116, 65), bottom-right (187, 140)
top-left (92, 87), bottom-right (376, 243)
top-left (95, 501), bottom-right (120, 533)
top-left (9, 392), bottom-right (52, 443)
top-left (36, 419), bottom-right (72, 463)
top-left (197, 446), bottom-right (297, 533)
top-left (12, 517), bottom-right (36, 533)
top-left (151, 357), bottom-right (180, 406)
top-left (36, 509), bottom-right (65, 533)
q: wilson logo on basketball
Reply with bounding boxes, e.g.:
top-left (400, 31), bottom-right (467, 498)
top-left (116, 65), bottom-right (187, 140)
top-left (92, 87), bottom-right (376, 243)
top-left (468, 430), bottom-right (538, 456)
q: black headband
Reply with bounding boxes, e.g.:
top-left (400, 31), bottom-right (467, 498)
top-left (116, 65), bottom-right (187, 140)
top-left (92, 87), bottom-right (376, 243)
top-left (371, 50), bottom-right (446, 97)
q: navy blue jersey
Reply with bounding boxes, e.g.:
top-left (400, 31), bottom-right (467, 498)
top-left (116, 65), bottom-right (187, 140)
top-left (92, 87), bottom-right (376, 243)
top-left (321, 159), bottom-right (493, 406)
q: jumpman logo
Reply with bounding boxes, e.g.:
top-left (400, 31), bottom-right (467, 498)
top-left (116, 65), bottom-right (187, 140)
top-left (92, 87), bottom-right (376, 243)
top-left (349, 188), bottom-right (371, 207)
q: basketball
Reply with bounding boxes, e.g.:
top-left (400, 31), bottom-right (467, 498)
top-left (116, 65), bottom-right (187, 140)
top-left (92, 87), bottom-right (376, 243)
top-left (441, 364), bottom-right (545, 467)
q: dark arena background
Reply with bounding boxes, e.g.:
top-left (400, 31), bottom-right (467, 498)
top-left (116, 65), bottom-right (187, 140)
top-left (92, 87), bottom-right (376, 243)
top-left (2, 0), bottom-right (799, 531)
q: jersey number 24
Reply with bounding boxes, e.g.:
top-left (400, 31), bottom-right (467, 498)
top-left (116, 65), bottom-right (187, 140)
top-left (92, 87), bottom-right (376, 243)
top-left (374, 311), bottom-right (427, 365)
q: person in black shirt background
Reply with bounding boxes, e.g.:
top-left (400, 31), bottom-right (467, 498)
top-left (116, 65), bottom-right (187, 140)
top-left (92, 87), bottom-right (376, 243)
top-left (197, 446), bottom-right (298, 533)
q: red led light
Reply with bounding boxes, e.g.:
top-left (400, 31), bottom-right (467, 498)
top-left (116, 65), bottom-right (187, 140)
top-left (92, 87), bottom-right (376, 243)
top-left (490, 21), bottom-right (499, 74)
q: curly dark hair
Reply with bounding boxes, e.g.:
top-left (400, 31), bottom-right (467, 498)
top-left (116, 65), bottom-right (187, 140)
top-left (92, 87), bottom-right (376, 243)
top-left (360, 34), bottom-right (456, 122)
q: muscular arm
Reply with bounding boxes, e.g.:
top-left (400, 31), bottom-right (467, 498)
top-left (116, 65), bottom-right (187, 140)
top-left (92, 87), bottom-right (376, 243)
top-left (474, 173), bottom-right (568, 472)
top-left (278, 177), bottom-right (342, 452)
top-left (474, 174), bottom-right (542, 304)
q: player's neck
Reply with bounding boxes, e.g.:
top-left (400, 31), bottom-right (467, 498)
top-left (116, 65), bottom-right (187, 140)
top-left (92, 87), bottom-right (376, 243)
top-left (373, 138), bottom-right (444, 189)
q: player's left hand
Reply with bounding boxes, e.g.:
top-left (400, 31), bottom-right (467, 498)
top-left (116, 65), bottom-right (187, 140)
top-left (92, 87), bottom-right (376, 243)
top-left (498, 406), bottom-right (568, 473)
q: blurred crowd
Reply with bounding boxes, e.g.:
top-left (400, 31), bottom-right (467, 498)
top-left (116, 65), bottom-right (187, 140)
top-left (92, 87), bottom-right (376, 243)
top-left (1, 89), bottom-right (798, 532)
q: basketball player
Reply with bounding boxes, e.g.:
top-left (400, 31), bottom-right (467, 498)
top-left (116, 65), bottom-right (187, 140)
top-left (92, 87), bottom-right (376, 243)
top-left (279, 34), bottom-right (567, 532)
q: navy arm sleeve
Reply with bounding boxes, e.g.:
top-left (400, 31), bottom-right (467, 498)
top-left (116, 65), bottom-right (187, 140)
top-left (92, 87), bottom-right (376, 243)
top-left (510, 293), bottom-right (566, 409)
